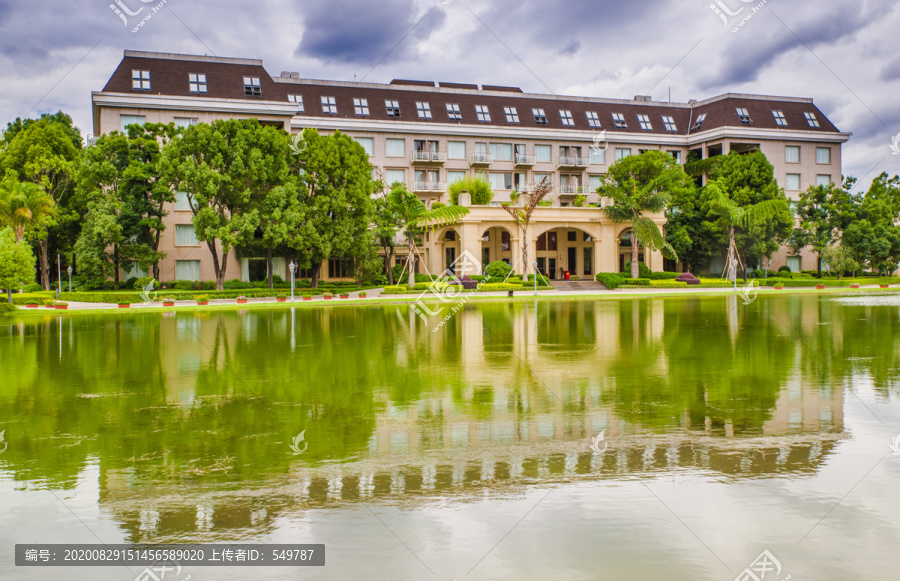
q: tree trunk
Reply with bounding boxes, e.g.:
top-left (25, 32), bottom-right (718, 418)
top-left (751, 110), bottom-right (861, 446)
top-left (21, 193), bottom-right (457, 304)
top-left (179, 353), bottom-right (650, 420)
top-left (152, 230), bottom-right (161, 280)
top-left (521, 224), bottom-right (529, 283)
top-left (113, 244), bottom-right (120, 287)
top-left (217, 252), bottom-right (228, 291)
top-left (266, 247), bottom-right (274, 289)
top-left (726, 228), bottom-right (736, 282)
top-left (206, 240), bottom-right (225, 291)
top-left (407, 235), bottom-right (416, 289)
top-left (7, 288), bottom-right (11, 303)
top-left (816, 254), bottom-right (822, 278)
top-left (631, 235), bottom-right (639, 279)
top-left (386, 247), bottom-right (394, 285)
top-left (40, 240), bottom-right (50, 290)
top-left (310, 260), bottom-right (321, 288)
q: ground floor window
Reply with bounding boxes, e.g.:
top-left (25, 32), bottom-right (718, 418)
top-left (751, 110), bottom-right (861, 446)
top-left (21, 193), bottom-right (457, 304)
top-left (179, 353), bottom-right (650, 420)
top-left (329, 258), bottom-right (354, 278)
top-left (786, 256), bottom-right (801, 272)
top-left (583, 248), bottom-right (592, 276)
top-left (176, 260), bottom-right (200, 281)
top-left (124, 262), bottom-right (145, 280)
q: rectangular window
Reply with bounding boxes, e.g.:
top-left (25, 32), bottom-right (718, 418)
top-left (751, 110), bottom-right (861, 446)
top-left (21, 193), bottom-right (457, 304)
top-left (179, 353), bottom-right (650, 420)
top-left (637, 114), bottom-right (652, 130)
top-left (355, 137), bottom-right (374, 156)
top-left (816, 174), bottom-right (832, 187)
top-left (588, 175), bottom-right (603, 192)
top-left (586, 111), bottom-right (601, 128)
top-left (173, 117), bottom-right (197, 128)
top-left (120, 115), bottom-right (145, 132)
top-left (816, 147), bottom-right (831, 164)
top-left (243, 76), bottom-right (261, 96)
top-left (667, 150), bottom-right (682, 163)
top-left (288, 94), bottom-right (304, 111)
top-left (446, 103), bottom-right (462, 120)
top-left (328, 258), bottom-right (353, 278)
top-left (321, 96), bottom-right (337, 114)
top-left (174, 191), bottom-right (194, 211)
top-left (772, 110), bottom-right (787, 126)
top-left (583, 247), bottom-right (592, 276)
top-left (353, 98), bottom-right (369, 116)
top-left (132, 69), bottom-right (150, 90)
top-left (503, 106), bottom-right (519, 123)
top-left (615, 148), bottom-right (632, 161)
top-left (447, 170), bottom-right (467, 184)
top-left (416, 101), bottom-right (432, 119)
top-left (534, 173), bottom-right (553, 188)
top-left (785, 146), bottom-right (800, 163)
top-left (448, 141), bottom-right (466, 159)
top-left (662, 116), bottom-right (677, 132)
top-left (475, 105), bottom-right (491, 122)
top-left (691, 113), bottom-right (707, 131)
top-left (735, 107), bottom-right (752, 123)
top-left (175, 260), bottom-right (200, 281)
top-left (385, 138), bottom-right (405, 157)
top-left (385, 169), bottom-right (406, 186)
top-left (804, 112), bottom-right (820, 128)
top-left (589, 146), bottom-right (606, 165)
top-left (532, 108), bottom-right (548, 125)
top-left (612, 113), bottom-right (627, 128)
top-left (490, 172), bottom-right (513, 191)
top-left (560, 110), bottom-right (575, 126)
top-left (785, 174), bottom-right (801, 190)
top-left (385, 100), bottom-right (401, 117)
top-left (490, 143), bottom-right (513, 161)
top-left (535, 145), bottom-right (552, 162)
top-left (567, 231), bottom-right (577, 242)
top-left (175, 224), bottom-right (199, 246)
top-left (188, 73), bottom-right (206, 93)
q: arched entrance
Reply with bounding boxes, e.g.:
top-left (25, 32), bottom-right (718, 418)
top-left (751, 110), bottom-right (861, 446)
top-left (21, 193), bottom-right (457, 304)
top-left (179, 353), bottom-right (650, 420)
top-left (439, 228), bottom-right (461, 275)
top-left (481, 226), bottom-right (513, 272)
top-left (617, 229), bottom-right (646, 273)
top-left (534, 227), bottom-right (595, 280)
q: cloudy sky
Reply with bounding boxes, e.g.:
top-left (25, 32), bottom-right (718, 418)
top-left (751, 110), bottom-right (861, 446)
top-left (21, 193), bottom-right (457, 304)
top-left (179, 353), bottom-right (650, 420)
top-left (1, 0), bottom-right (898, 191)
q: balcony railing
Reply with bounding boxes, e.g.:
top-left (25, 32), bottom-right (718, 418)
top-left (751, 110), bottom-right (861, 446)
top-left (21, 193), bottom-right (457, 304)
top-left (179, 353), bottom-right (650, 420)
top-left (559, 185), bottom-right (582, 195)
top-left (413, 181), bottom-right (447, 192)
top-left (557, 156), bottom-right (590, 167)
top-left (512, 184), bottom-right (532, 193)
top-left (514, 154), bottom-right (535, 165)
top-left (470, 153), bottom-right (493, 165)
top-left (410, 151), bottom-right (447, 163)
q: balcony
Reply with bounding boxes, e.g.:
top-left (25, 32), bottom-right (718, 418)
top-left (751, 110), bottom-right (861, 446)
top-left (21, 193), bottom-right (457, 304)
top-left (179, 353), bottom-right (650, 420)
top-left (559, 185), bottom-right (583, 195)
top-left (413, 181), bottom-right (447, 192)
top-left (514, 154), bottom-right (535, 166)
top-left (557, 156), bottom-right (590, 168)
top-left (513, 184), bottom-right (532, 193)
top-left (410, 151), bottom-right (447, 163)
top-left (470, 153), bottom-right (493, 166)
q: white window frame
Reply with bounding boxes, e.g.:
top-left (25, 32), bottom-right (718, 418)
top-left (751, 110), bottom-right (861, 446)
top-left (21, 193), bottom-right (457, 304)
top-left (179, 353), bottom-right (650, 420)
top-left (416, 101), bottom-right (432, 120)
top-left (175, 260), bottom-right (201, 282)
top-left (321, 96), bottom-right (337, 114)
top-left (503, 106), bottom-right (519, 124)
top-left (446, 103), bottom-right (462, 120)
top-left (355, 137), bottom-right (374, 156)
top-left (448, 141), bottom-right (466, 159)
top-left (785, 174), bottom-right (801, 190)
top-left (772, 110), bottom-right (788, 126)
top-left (475, 105), bottom-right (491, 122)
top-left (661, 116), bottom-right (677, 132)
top-left (586, 111), bottom-right (601, 128)
top-left (353, 98), bottom-right (369, 116)
top-left (188, 73), bottom-right (206, 93)
top-left (243, 77), bottom-right (261, 96)
top-left (735, 107), bottom-right (752, 123)
top-left (785, 146), bottom-right (800, 163)
top-left (637, 114), bottom-right (652, 130)
top-left (288, 95), bottom-right (304, 111)
top-left (385, 100), bottom-right (401, 117)
top-left (612, 113), bottom-right (627, 128)
top-left (804, 112), bottom-right (820, 128)
top-left (534, 144), bottom-right (552, 162)
top-left (532, 108), bottom-right (548, 125)
top-left (816, 147), bottom-right (831, 164)
top-left (132, 69), bottom-right (150, 90)
top-left (175, 224), bottom-right (200, 246)
top-left (615, 148), bottom-right (632, 161)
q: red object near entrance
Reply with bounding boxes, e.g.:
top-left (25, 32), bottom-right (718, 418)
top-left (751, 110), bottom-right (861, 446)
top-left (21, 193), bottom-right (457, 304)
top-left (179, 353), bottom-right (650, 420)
top-left (564, 270), bottom-right (571, 281)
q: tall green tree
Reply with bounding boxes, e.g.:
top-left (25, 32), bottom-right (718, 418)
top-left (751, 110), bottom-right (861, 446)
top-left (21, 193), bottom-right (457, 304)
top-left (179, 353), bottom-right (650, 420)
top-left (0, 227), bottom-right (36, 302)
top-left (73, 196), bottom-right (123, 284)
top-left (385, 182), bottom-right (469, 288)
top-left (598, 151), bottom-right (688, 278)
top-left (0, 173), bottom-right (57, 244)
top-left (291, 129), bottom-right (377, 287)
top-left (448, 176), bottom-right (493, 206)
top-left (159, 119), bottom-right (289, 290)
top-left (502, 177), bottom-right (553, 281)
top-left (373, 191), bottom-right (401, 285)
top-left (247, 179), bottom-right (307, 288)
top-left (841, 174), bottom-right (900, 275)
top-left (0, 117), bottom-right (81, 289)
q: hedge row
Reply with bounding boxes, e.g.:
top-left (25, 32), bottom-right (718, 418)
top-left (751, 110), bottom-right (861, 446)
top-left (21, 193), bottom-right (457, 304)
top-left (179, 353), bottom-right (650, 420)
top-left (0, 293), bottom-right (55, 305)
top-left (56, 287), bottom-right (382, 303)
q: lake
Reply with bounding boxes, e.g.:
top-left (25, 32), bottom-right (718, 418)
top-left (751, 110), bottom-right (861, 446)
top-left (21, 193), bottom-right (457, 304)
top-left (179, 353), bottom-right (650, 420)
top-left (2, 293), bottom-right (899, 580)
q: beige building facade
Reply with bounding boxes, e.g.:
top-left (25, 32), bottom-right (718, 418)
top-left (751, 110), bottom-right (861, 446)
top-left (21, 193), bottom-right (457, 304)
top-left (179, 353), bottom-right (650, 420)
top-left (92, 51), bottom-right (850, 282)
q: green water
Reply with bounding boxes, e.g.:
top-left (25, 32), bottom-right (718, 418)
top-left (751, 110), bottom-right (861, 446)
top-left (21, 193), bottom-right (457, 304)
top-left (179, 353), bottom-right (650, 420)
top-left (2, 294), bottom-right (900, 580)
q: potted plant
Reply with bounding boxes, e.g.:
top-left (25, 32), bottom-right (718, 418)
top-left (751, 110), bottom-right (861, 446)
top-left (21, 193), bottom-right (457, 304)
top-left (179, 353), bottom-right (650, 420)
top-left (195, 294), bottom-right (209, 306)
top-left (117, 300), bottom-right (131, 308)
top-left (340, 292), bottom-right (350, 299)
top-left (162, 297), bottom-right (176, 307)
top-left (816, 284), bottom-right (826, 290)
top-left (850, 283), bottom-right (860, 289)
top-left (54, 301), bottom-right (69, 310)
top-left (774, 284), bottom-right (784, 290)
top-left (276, 293), bottom-right (287, 302)
top-left (302, 294), bottom-right (312, 301)
top-left (26, 302), bottom-right (39, 308)
top-left (45, 301), bottom-right (56, 309)
top-left (324, 292), bottom-right (333, 300)
top-left (236, 295), bottom-right (248, 304)
top-left (359, 291), bottom-right (367, 298)
top-left (880, 283), bottom-right (890, 288)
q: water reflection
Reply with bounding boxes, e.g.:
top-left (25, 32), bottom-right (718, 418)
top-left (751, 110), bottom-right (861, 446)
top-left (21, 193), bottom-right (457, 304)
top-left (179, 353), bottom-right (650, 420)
top-left (2, 294), bottom-right (899, 545)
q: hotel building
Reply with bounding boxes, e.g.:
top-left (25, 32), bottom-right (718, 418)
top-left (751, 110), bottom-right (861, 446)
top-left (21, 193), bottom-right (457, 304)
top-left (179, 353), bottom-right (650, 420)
top-left (92, 51), bottom-right (850, 282)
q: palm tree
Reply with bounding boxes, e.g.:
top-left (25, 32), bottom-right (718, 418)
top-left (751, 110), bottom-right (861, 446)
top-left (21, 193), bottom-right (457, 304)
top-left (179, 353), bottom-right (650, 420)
top-left (705, 181), bottom-right (788, 281)
top-left (599, 152), bottom-right (684, 279)
top-left (0, 174), bottom-right (57, 243)
top-left (386, 183), bottom-right (469, 288)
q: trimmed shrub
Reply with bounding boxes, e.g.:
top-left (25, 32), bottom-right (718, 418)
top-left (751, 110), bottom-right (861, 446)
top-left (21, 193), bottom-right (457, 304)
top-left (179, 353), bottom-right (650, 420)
top-left (624, 261), bottom-right (652, 278)
top-left (778, 265), bottom-right (792, 273)
top-left (650, 281), bottom-right (689, 288)
top-left (24, 283), bottom-right (42, 293)
top-left (477, 283), bottom-right (525, 292)
top-left (676, 273), bottom-right (700, 285)
top-left (135, 276), bottom-right (156, 290)
top-left (124, 277), bottom-right (139, 290)
top-left (0, 302), bottom-right (16, 314)
top-left (648, 272), bottom-right (680, 280)
top-left (621, 278), bottom-right (651, 286)
top-left (596, 273), bottom-right (625, 289)
top-left (484, 260), bottom-right (513, 280)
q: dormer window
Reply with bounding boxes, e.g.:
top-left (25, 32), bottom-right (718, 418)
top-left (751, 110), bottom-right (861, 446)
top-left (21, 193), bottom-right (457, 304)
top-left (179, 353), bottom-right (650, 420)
top-left (532, 108), bottom-right (548, 125)
top-left (446, 103), bottom-right (462, 120)
top-left (132, 70), bottom-right (150, 90)
top-left (662, 116), bottom-right (677, 132)
top-left (386, 100), bottom-right (401, 117)
top-left (586, 111), bottom-right (601, 128)
top-left (243, 77), bottom-right (261, 96)
top-left (416, 101), bottom-right (432, 119)
top-left (188, 73), bottom-right (206, 93)
top-left (559, 110), bottom-right (574, 126)
top-left (504, 107), bottom-right (519, 123)
top-left (288, 95), bottom-right (304, 112)
top-left (637, 114), bottom-right (652, 130)
top-left (475, 105), bottom-right (491, 122)
top-left (354, 98), bottom-right (369, 116)
top-left (735, 107), bottom-right (752, 123)
top-left (772, 110), bottom-right (787, 126)
top-left (321, 96), bottom-right (337, 114)
top-left (804, 112), bottom-right (820, 128)
top-left (691, 113), bottom-right (707, 131)
top-left (612, 113), bottom-right (627, 128)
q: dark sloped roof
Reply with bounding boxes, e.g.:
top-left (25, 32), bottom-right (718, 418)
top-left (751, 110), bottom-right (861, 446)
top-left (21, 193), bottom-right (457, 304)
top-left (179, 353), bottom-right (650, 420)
top-left (99, 53), bottom-right (842, 136)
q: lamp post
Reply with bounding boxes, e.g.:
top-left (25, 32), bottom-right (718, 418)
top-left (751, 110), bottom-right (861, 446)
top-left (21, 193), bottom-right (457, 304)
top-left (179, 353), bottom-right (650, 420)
top-left (289, 261), bottom-right (296, 303)
top-left (732, 258), bottom-right (738, 291)
top-left (67, 266), bottom-right (73, 293)
top-left (56, 254), bottom-right (61, 299)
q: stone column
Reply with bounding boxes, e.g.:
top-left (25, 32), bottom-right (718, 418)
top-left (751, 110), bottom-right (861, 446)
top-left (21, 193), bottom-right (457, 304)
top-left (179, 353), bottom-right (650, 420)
top-left (458, 222), bottom-right (483, 276)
